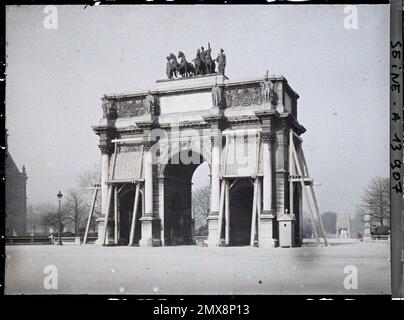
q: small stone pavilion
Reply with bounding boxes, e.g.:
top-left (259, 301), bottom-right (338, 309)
top-left (336, 212), bottom-right (352, 239)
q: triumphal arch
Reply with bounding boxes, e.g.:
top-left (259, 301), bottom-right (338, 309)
top-left (90, 60), bottom-right (319, 248)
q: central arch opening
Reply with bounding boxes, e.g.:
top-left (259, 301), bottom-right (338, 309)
top-left (163, 150), bottom-right (210, 246)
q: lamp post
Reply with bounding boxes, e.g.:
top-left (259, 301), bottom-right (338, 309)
top-left (57, 190), bottom-right (63, 245)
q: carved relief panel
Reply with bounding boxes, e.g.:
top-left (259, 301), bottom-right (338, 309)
top-left (102, 96), bottom-right (158, 119)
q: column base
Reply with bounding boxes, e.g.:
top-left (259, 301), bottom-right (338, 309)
top-left (139, 238), bottom-right (153, 247)
top-left (95, 217), bottom-right (114, 245)
top-left (206, 213), bottom-right (219, 247)
top-left (259, 212), bottom-right (278, 248)
top-left (138, 216), bottom-right (162, 247)
top-left (95, 217), bottom-right (104, 245)
top-left (259, 239), bottom-right (278, 248)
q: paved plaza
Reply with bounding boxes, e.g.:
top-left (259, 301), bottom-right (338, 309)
top-left (5, 240), bottom-right (390, 295)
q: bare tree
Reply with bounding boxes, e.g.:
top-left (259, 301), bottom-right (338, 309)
top-left (192, 185), bottom-right (211, 230)
top-left (42, 211), bottom-right (59, 232)
top-left (34, 203), bottom-right (60, 234)
top-left (63, 188), bottom-right (88, 235)
top-left (357, 177), bottom-right (390, 226)
top-left (320, 211), bottom-right (338, 234)
top-left (77, 165), bottom-right (101, 233)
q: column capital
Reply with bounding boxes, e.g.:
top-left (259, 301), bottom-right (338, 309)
top-left (202, 113), bottom-right (228, 132)
top-left (143, 140), bottom-right (155, 151)
top-left (261, 131), bottom-right (276, 145)
top-left (94, 125), bottom-right (117, 155)
top-left (210, 134), bottom-right (225, 147)
top-left (99, 144), bottom-right (114, 155)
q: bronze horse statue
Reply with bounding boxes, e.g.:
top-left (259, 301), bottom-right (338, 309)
top-left (201, 46), bottom-right (215, 74)
top-left (192, 49), bottom-right (206, 76)
top-left (165, 44), bottom-right (219, 79)
top-left (178, 51), bottom-right (195, 77)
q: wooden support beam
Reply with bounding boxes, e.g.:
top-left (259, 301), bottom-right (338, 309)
top-left (101, 143), bottom-right (117, 246)
top-left (291, 143), bottom-right (320, 245)
top-left (216, 179), bottom-right (226, 246)
top-left (112, 142), bottom-right (118, 178)
top-left (117, 185), bottom-right (126, 194)
top-left (289, 130), bottom-right (294, 215)
top-left (223, 133), bottom-right (230, 176)
top-left (250, 179), bottom-right (258, 247)
top-left (141, 184), bottom-right (145, 216)
top-left (257, 178), bottom-right (261, 245)
top-left (309, 185), bottom-right (328, 246)
top-left (225, 180), bottom-right (230, 246)
top-left (297, 145), bottom-right (328, 246)
top-left (291, 130), bottom-right (303, 142)
top-left (229, 178), bottom-right (238, 190)
top-left (83, 188), bottom-right (98, 244)
top-left (114, 186), bottom-right (119, 245)
top-left (102, 186), bottom-right (113, 246)
top-left (129, 184), bottom-right (140, 246)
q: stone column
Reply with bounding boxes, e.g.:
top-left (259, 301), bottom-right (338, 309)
top-left (93, 98), bottom-right (117, 245)
top-left (139, 142), bottom-right (158, 247)
top-left (211, 136), bottom-right (221, 213)
top-left (95, 145), bottom-right (111, 245)
top-left (158, 176), bottom-right (165, 246)
top-left (298, 184), bottom-right (303, 244)
top-left (144, 147), bottom-right (153, 216)
top-left (259, 132), bottom-right (277, 248)
top-left (275, 124), bottom-right (289, 218)
top-left (206, 131), bottom-right (222, 247)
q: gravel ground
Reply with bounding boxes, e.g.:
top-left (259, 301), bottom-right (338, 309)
top-left (5, 240), bottom-right (390, 295)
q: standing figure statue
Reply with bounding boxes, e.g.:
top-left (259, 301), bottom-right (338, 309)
top-left (144, 91), bottom-right (155, 114)
top-left (169, 53), bottom-right (179, 78)
top-left (216, 48), bottom-right (226, 75)
top-left (260, 77), bottom-right (277, 106)
top-left (166, 56), bottom-right (173, 79)
top-left (203, 43), bottom-right (215, 74)
top-left (260, 79), bottom-right (272, 103)
top-left (211, 82), bottom-right (222, 108)
top-left (200, 46), bottom-right (206, 72)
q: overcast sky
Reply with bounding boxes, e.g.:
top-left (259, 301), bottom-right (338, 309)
top-left (6, 4), bottom-right (389, 215)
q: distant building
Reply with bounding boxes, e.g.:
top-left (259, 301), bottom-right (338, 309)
top-left (5, 132), bottom-right (28, 236)
top-left (336, 212), bottom-right (351, 239)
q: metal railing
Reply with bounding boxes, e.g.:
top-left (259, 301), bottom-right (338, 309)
top-left (5, 236), bottom-right (98, 245)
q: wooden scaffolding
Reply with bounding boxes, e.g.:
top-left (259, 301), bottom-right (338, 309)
top-left (289, 130), bottom-right (328, 246)
top-left (83, 141), bottom-right (145, 246)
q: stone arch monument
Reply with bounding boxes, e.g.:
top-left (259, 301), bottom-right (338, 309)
top-left (91, 72), bottom-right (313, 248)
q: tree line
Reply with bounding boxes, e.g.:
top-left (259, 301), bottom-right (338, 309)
top-left (192, 176), bottom-right (391, 239)
top-left (302, 176), bottom-right (390, 238)
top-left (27, 174), bottom-right (390, 238)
